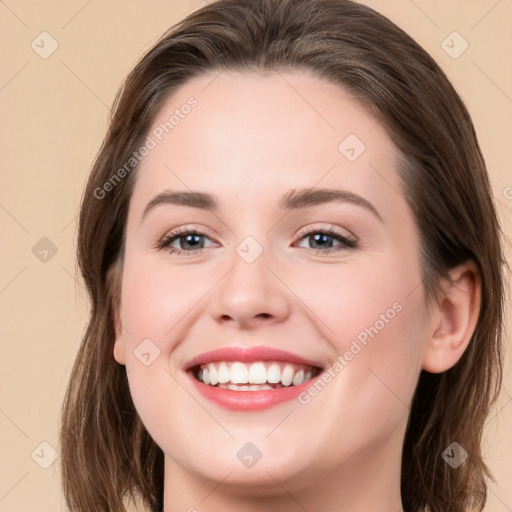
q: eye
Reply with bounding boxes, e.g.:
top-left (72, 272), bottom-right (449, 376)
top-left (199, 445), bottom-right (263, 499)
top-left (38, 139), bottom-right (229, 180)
top-left (158, 228), bottom-right (218, 255)
top-left (294, 227), bottom-right (357, 254)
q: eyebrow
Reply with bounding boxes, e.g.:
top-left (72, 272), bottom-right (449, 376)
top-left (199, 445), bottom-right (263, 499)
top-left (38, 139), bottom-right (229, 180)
top-left (141, 187), bottom-right (383, 223)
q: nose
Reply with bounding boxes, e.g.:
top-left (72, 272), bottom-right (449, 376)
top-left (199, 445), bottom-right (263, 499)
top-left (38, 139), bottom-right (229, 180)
top-left (207, 245), bottom-right (291, 330)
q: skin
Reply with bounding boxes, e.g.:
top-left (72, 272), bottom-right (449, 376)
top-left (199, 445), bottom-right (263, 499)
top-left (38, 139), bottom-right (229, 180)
top-left (113, 69), bottom-right (481, 512)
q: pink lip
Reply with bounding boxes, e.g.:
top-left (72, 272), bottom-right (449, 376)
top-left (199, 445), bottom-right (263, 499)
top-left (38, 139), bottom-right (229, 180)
top-left (183, 345), bottom-right (323, 370)
top-left (186, 372), bottom-right (323, 411)
top-left (183, 345), bottom-right (324, 411)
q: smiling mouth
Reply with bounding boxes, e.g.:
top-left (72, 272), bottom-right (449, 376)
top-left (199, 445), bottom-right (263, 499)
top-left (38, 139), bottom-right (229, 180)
top-left (190, 360), bottom-right (322, 391)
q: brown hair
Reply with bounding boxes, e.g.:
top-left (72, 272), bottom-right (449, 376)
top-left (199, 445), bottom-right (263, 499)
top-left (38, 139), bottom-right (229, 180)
top-left (59, 0), bottom-right (507, 510)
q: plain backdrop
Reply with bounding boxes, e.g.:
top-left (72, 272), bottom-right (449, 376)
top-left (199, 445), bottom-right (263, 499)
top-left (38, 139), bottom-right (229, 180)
top-left (1, 1), bottom-right (511, 511)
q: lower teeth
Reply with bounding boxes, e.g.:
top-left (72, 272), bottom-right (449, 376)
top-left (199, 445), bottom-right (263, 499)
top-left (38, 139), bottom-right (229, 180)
top-left (214, 382), bottom-right (284, 391)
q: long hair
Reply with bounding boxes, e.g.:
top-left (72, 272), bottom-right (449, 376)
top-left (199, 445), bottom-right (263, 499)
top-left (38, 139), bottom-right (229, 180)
top-left (59, 0), bottom-right (507, 510)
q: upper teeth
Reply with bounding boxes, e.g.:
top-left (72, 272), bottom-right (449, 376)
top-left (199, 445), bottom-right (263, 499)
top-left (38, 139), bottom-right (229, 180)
top-left (197, 361), bottom-right (315, 387)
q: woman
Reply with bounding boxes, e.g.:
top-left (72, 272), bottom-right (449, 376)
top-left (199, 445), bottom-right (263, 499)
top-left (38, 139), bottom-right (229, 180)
top-left (59, 0), bottom-right (507, 510)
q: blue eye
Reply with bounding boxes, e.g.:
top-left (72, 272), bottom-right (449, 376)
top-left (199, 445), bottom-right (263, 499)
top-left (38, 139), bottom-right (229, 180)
top-left (295, 229), bottom-right (356, 253)
top-left (158, 227), bottom-right (357, 256)
top-left (158, 229), bottom-right (216, 254)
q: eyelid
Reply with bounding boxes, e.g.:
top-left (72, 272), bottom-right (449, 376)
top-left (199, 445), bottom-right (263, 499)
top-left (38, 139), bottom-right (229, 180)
top-left (295, 223), bottom-right (356, 242)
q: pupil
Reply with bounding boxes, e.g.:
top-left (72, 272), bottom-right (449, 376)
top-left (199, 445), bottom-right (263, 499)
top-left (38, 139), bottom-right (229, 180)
top-left (182, 234), bottom-right (203, 249)
top-left (311, 233), bottom-right (333, 249)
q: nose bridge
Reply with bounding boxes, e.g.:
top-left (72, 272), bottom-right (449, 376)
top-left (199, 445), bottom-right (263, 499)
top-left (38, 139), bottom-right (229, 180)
top-left (208, 234), bottom-right (290, 327)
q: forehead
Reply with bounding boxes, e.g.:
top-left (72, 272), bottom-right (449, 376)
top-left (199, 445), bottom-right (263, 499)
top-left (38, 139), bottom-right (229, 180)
top-left (130, 69), bottom-right (405, 220)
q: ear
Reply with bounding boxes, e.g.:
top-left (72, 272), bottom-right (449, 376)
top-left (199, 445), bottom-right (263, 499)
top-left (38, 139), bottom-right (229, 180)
top-left (422, 261), bottom-right (481, 373)
top-left (113, 303), bottom-right (126, 366)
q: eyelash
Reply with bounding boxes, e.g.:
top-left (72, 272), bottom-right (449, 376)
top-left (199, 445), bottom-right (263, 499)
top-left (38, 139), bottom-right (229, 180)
top-left (157, 226), bottom-right (357, 256)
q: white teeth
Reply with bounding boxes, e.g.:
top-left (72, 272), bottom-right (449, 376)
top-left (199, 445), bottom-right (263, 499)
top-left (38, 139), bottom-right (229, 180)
top-left (281, 364), bottom-right (295, 386)
top-left (267, 363), bottom-right (281, 383)
top-left (292, 369), bottom-right (305, 386)
top-left (208, 363), bottom-right (218, 385)
top-left (230, 362), bottom-right (249, 384)
top-left (248, 362), bottom-right (267, 384)
top-left (195, 360), bottom-right (318, 388)
top-left (217, 362), bottom-right (230, 383)
top-left (222, 383), bottom-right (274, 391)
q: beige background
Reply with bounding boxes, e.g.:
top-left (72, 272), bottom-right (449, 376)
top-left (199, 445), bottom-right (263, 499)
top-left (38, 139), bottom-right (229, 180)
top-left (1, 1), bottom-right (511, 511)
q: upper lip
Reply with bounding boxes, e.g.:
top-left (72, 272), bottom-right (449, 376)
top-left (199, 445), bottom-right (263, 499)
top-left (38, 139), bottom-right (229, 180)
top-left (183, 346), bottom-right (324, 371)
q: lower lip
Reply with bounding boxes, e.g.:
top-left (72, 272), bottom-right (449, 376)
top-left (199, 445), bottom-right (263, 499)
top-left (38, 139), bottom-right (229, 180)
top-left (186, 371), bottom-right (322, 411)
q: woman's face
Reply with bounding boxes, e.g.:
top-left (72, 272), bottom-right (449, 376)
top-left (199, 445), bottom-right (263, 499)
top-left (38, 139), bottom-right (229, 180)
top-left (113, 70), bottom-right (433, 501)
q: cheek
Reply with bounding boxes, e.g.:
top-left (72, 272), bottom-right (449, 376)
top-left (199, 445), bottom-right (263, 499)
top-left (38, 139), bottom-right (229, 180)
top-left (296, 251), bottom-right (422, 343)
top-left (330, 277), bottom-right (427, 416)
top-left (299, 287), bottom-right (427, 454)
top-left (119, 257), bottom-right (211, 347)
top-left (312, 252), bottom-right (427, 397)
top-left (118, 257), bottom-right (207, 444)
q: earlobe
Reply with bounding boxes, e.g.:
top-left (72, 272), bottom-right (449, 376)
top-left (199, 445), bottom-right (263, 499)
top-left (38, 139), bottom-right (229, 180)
top-left (421, 262), bottom-right (481, 374)
top-left (113, 306), bottom-right (126, 366)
